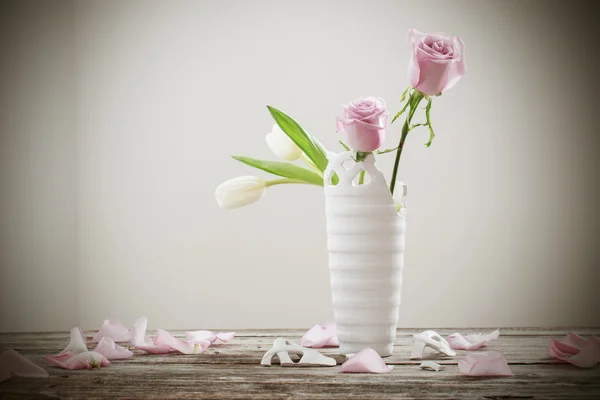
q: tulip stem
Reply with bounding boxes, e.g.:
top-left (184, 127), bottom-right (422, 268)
top-left (389, 90), bottom-right (424, 195)
top-left (266, 178), bottom-right (315, 187)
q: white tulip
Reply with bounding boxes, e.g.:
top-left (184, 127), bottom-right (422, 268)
top-left (265, 124), bottom-right (302, 161)
top-left (215, 176), bottom-right (267, 209)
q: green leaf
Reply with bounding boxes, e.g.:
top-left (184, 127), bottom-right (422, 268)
top-left (375, 146), bottom-right (398, 154)
top-left (338, 140), bottom-right (350, 151)
top-left (232, 156), bottom-right (324, 186)
top-left (409, 122), bottom-right (428, 131)
top-left (266, 106), bottom-right (329, 172)
top-left (391, 100), bottom-right (411, 124)
top-left (399, 86), bottom-right (412, 103)
top-left (392, 88), bottom-right (416, 124)
top-left (424, 99), bottom-right (435, 147)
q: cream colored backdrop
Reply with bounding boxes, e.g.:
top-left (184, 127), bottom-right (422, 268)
top-left (1, 0), bottom-right (598, 332)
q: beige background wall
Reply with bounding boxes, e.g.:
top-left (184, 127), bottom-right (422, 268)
top-left (0, 0), bottom-right (78, 332)
top-left (1, 0), bottom-right (598, 332)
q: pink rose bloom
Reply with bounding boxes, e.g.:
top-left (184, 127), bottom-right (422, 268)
top-left (407, 29), bottom-right (466, 96)
top-left (336, 96), bottom-right (388, 152)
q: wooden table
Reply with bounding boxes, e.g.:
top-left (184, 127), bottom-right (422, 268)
top-left (1, 328), bottom-right (599, 399)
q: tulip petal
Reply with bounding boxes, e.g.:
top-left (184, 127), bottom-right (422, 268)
top-left (59, 327), bottom-right (88, 355)
top-left (46, 351), bottom-right (110, 370)
top-left (0, 349), bottom-right (48, 383)
top-left (447, 329), bottom-right (499, 350)
top-left (341, 348), bottom-right (392, 374)
top-left (548, 334), bottom-right (600, 368)
top-left (215, 176), bottom-right (267, 210)
top-left (185, 330), bottom-right (235, 344)
top-left (94, 337), bottom-right (133, 360)
top-left (92, 319), bottom-right (130, 343)
top-left (266, 124), bottom-right (302, 161)
top-left (458, 351), bottom-right (512, 376)
top-left (300, 321), bottom-right (339, 348)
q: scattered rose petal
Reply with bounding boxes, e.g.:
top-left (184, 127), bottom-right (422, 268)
top-left (92, 319), bottom-right (130, 343)
top-left (0, 349), bottom-right (48, 383)
top-left (94, 337), bottom-right (133, 360)
top-left (185, 331), bottom-right (235, 344)
top-left (419, 361), bottom-right (443, 372)
top-left (300, 321), bottom-right (339, 348)
top-left (130, 317), bottom-right (171, 354)
top-left (458, 351), bottom-right (512, 376)
top-left (447, 329), bottom-right (500, 350)
top-left (562, 332), bottom-right (592, 350)
top-left (548, 333), bottom-right (600, 368)
top-left (130, 317), bottom-right (153, 347)
top-left (135, 343), bottom-right (172, 354)
top-left (341, 348), bottom-right (392, 374)
top-left (46, 351), bottom-right (110, 370)
top-left (59, 327), bottom-right (88, 355)
top-left (152, 329), bottom-right (210, 355)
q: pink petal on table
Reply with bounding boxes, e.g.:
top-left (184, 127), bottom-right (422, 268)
top-left (92, 319), bottom-right (131, 343)
top-left (59, 327), bottom-right (88, 355)
top-left (548, 334), bottom-right (600, 368)
top-left (0, 349), bottom-right (48, 383)
top-left (136, 344), bottom-right (172, 354)
top-left (130, 316), bottom-right (153, 347)
top-left (153, 329), bottom-right (210, 355)
top-left (46, 351), bottom-right (110, 370)
top-left (447, 329), bottom-right (500, 350)
top-left (300, 321), bottom-right (339, 348)
top-left (458, 351), bottom-right (512, 376)
top-left (94, 337), bottom-right (133, 360)
top-left (341, 348), bottom-right (392, 374)
top-left (131, 319), bottom-right (171, 353)
top-left (562, 333), bottom-right (589, 350)
top-left (185, 331), bottom-right (235, 344)
top-left (216, 332), bottom-right (235, 342)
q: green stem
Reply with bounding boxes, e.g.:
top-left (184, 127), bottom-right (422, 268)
top-left (390, 91), bottom-right (424, 195)
top-left (265, 178), bottom-right (313, 187)
top-left (358, 170), bottom-right (365, 185)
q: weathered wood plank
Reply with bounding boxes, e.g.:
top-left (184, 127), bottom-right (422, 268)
top-left (1, 328), bottom-right (599, 399)
top-left (1, 364), bottom-right (599, 399)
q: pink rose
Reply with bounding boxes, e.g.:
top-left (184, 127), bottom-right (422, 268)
top-left (407, 29), bottom-right (466, 96)
top-left (336, 96), bottom-right (388, 152)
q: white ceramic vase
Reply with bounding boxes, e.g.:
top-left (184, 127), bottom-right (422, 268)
top-left (324, 151), bottom-right (407, 357)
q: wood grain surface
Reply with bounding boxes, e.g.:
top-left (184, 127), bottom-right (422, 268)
top-left (1, 328), bottom-right (599, 399)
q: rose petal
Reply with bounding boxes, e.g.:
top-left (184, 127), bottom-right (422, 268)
top-left (92, 319), bottom-right (130, 343)
top-left (441, 36), bottom-right (467, 93)
top-left (46, 351), bottom-right (110, 370)
top-left (185, 331), bottom-right (235, 344)
top-left (0, 349), bottom-right (48, 383)
top-left (447, 329), bottom-right (500, 350)
top-left (152, 329), bottom-right (210, 355)
top-left (300, 321), bottom-right (339, 348)
top-left (562, 333), bottom-right (589, 350)
top-left (341, 348), bottom-right (392, 374)
top-left (59, 327), bottom-right (88, 355)
top-left (458, 351), bottom-right (512, 376)
top-left (130, 316), bottom-right (153, 347)
top-left (94, 337), bottom-right (133, 360)
top-left (548, 334), bottom-right (600, 368)
top-left (135, 344), bottom-right (172, 354)
top-left (216, 332), bottom-right (236, 342)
